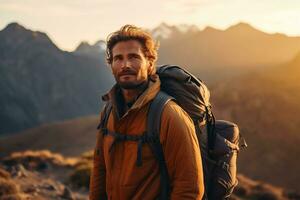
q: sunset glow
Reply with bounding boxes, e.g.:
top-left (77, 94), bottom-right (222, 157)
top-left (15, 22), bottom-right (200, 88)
top-left (1, 0), bottom-right (300, 50)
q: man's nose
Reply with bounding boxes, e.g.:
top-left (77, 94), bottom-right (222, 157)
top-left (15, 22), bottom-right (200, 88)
top-left (121, 59), bottom-right (132, 69)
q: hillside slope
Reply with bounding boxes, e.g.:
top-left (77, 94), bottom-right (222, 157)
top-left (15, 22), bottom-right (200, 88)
top-left (0, 115), bottom-right (99, 157)
top-left (211, 53), bottom-right (300, 191)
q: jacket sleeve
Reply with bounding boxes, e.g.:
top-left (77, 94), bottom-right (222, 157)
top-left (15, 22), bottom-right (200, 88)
top-left (89, 112), bottom-right (107, 200)
top-left (160, 101), bottom-right (204, 200)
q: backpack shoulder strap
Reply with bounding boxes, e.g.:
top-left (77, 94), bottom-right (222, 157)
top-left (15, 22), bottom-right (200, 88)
top-left (147, 91), bottom-right (174, 200)
top-left (97, 102), bottom-right (113, 133)
top-left (147, 91), bottom-right (174, 136)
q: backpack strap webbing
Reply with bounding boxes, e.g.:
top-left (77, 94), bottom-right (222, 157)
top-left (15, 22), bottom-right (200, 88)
top-left (205, 106), bottom-right (216, 155)
top-left (147, 91), bottom-right (174, 200)
top-left (98, 102), bottom-right (159, 167)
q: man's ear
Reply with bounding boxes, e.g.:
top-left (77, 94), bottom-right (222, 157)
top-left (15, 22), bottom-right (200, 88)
top-left (147, 61), bottom-right (154, 75)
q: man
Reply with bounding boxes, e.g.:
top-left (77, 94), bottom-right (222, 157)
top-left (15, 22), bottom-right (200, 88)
top-left (90, 25), bottom-right (204, 200)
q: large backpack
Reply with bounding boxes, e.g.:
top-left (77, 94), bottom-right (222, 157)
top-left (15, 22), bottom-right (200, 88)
top-left (99, 65), bottom-right (246, 200)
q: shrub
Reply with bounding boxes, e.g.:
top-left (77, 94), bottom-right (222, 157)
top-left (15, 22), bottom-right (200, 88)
top-left (0, 178), bottom-right (18, 197)
top-left (80, 151), bottom-right (93, 161)
top-left (2, 150), bottom-right (77, 170)
top-left (69, 164), bottom-right (91, 188)
top-left (1, 194), bottom-right (23, 200)
top-left (0, 168), bottom-right (11, 180)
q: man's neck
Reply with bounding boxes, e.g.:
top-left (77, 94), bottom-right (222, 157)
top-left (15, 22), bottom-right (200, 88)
top-left (121, 81), bottom-right (148, 105)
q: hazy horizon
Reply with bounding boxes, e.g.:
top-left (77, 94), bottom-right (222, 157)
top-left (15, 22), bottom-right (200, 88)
top-left (1, 0), bottom-right (300, 50)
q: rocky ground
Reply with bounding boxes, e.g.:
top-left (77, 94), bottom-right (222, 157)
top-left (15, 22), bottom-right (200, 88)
top-left (1, 150), bottom-right (299, 200)
top-left (0, 150), bottom-right (89, 200)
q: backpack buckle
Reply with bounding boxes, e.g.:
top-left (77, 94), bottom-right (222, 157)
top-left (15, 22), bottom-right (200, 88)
top-left (221, 162), bottom-right (229, 170)
top-left (101, 128), bottom-right (108, 135)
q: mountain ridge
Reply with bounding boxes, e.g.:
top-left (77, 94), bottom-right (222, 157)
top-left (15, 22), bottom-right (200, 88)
top-left (0, 22), bottom-right (59, 54)
top-left (67, 21), bottom-right (300, 82)
top-left (0, 23), bottom-right (113, 135)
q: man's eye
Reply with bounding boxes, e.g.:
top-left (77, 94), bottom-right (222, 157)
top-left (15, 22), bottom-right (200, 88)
top-left (113, 57), bottom-right (121, 61)
top-left (129, 55), bottom-right (140, 59)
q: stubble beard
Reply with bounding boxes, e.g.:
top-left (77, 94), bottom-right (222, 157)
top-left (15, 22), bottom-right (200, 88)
top-left (116, 79), bottom-right (148, 90)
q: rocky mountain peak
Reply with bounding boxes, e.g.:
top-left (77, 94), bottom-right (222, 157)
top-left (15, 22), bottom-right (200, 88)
top-left (225, 22), bottom-right (261, 35)
top-left (75, 41), bottom-right (92, 51)
top-left (0, 22), bottom-right (58, 51)
top-left (152, 22), bottom-right (199, 39)
top-left (202, 26), bottom-right (221, 33)
top-left (151, 22), bottom-right (174, 39)
top-left (3, 22), bottom-right (27, 32)
top-left (73, 40), bottom-right (105, 59)
top-left (94, 40), bottom-right (106, 50)
top-left (227, 22), bottom-right (254, 30)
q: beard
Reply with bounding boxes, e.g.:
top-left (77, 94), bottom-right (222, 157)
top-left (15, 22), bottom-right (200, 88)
top-left (115, 69), bottom-right (148, 89)
top-left (116, 79), bottom-right (148, 89)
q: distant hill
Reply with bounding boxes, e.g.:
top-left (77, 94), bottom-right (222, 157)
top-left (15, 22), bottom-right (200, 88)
top-left (211, 52), bottom-right (300, 191)
top-left (0, 115), bottom-right (98, 157)
top-left (0, 23), bottom-right (114, 135)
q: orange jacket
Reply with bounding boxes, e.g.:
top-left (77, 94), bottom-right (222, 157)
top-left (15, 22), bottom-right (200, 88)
top-left (90, 76), bottom-right (204, 200)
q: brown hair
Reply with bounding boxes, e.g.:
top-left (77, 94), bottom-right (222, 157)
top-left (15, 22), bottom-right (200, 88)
top-left (106, 25), bottom-right (159, 72)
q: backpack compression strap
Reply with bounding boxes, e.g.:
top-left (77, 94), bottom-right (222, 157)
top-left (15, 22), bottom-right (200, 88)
top-left (98, 102), bottom-right (158, 167)
top-left (147, 91), bottom-right (174, 200)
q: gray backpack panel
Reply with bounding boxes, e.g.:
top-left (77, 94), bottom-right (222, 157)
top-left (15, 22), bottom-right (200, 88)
top-left (199, 120), bottom-right (239, 200)
top-left (157, 65), bottom-right (210, 120)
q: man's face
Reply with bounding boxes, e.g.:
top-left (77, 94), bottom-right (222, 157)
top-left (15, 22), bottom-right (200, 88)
top-left (111, 40), bottom-right (152, 89)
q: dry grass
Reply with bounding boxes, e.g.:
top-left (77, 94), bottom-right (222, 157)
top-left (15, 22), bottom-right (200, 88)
top-left (69, 151), bottom-right (93, 189)
top-left (0, 167), bottom-right (11, 180)
top-left (69, 165), bottom-right (91, 188)
top-left (0, 167), bottom-right (24, 199)
top-left (0, 178), bottom-right (19, 197)
top-left (2, 150), bottom-right (78, 170)
top-left (80, 150), bottom-right (93, 161)
top-left (2, 149), bottom-right (299, 200)
top-left (0, 194), bottom-right (23, 200)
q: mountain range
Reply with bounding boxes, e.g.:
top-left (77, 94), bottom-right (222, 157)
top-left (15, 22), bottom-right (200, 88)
top-left (0, 23), bottom-right (113, 135)
top-left (1, 21), bottom-right (300, 134)
top-left (74, 22), bottom-right (300, 82)
top-left (155, 22), bottom-right (300, 80)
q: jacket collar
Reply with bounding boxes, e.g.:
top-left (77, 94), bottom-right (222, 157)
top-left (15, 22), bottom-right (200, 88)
top-left (102, 74), bottom-right (160, 117)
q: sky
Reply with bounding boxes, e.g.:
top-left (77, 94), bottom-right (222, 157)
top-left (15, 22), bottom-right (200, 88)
top-left (1, 0), bottom-right (300, 51)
